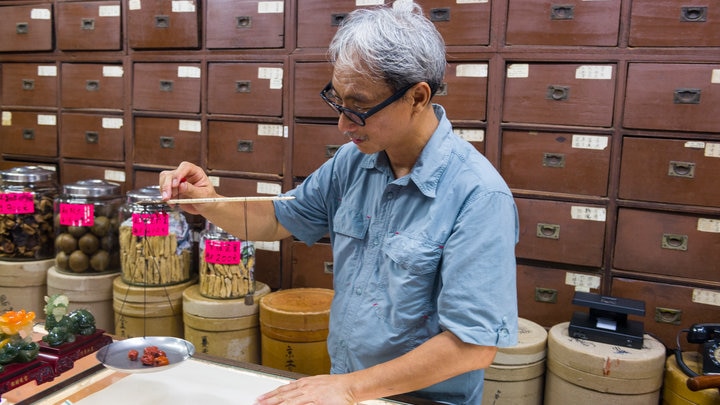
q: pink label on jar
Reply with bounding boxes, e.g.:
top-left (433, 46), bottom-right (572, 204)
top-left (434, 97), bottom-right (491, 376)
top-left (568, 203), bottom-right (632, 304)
top-left (204, 240), bottom-right (242, 265)
top-left (131, 212), bottom-right (169, 237)
top-left (0, 192), bottom-right (35, 214)
top-left (59, 203), bottom-right (94, 226)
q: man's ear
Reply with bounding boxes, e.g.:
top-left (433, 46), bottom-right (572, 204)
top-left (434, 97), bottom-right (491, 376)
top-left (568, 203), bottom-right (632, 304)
top-left (410, 82), bottom-right (433, 110)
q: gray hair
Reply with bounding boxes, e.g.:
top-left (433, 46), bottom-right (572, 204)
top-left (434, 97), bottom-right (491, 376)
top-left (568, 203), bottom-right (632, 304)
top-left (328, 0), bottom-right (446, 96)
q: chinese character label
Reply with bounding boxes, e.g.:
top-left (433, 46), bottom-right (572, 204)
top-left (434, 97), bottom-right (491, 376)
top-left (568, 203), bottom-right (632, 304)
top-left (131, 212), bottom-right (169, 236)
top-left (59, 203), bottom-right (94, 226)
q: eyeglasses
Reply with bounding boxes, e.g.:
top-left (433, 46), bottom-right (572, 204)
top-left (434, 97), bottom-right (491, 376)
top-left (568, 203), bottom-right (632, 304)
top-left (320, 81), bottom-right (416, 126)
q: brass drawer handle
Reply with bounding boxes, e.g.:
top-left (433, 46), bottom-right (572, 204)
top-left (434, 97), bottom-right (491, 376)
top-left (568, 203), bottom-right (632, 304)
top-left (159, 80), bottom-right (174, 92)
top-left (536, 223), bottom-right (560, 239)
top-left (22, 128), bottom-right (35, 140)
top-left (550, 5), bottom-right (574, 20)
top-left (235, 80), bottom-right (251, 93)
top-left (155, 15), bottom-right (170, 28)
top-left (325, 145), bottom-right (340, 158)
top-left (667, 161), bottom-right (695, 178)
top-left (16, 22), bottom-right (29, 34)
top-left (331, 13), bottom-right (347, 27)
top-left (85, 131), bottom-right (99, 144)
top-left (655, 307), bottom-right (682, 325)
top-left (81, 18), bottom-right (95, 30)
top-left (236, 16), bottom-right (252, 28)
top-left (543, 152), bottom-right (565, 168)
top-left (323, 262), bottom-right (334, 274)
top-left (237, 140), bottom-right (254, 153)
top-left (430, 8), bottom-right (450, 22)
top-left (546, 85), bottom-right (569, 101)
top-left (434, 82), bottom-right (448, 97)
top-left (160, 136), bottom-right (175, 149)
top-left (680, 6), bottom-right (707, 22)
top-left (85, 80), bottom-right (100, 92)
top-left (661, 233), bottom-right (687, 251)
top-left (22, 79), bottom-right (35, 91)
top-left (674, 88), bottom-right (701, 104)
top-left (535, 287), bottom-right (558, 303)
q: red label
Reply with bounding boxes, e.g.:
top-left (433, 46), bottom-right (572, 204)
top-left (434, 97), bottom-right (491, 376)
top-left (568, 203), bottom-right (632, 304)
top-left (0, 192), bottom-right (34, 214)
top-left (131, 212), bottom-right (169, 237)
top-left (59, 203), bottom-right (94, 226)
top-left (204, 240), bottom-right (242, 265)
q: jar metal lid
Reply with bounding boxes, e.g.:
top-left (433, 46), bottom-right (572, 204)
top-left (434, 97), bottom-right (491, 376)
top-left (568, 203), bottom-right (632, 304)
top-left (0, 165), bottom-right (57, 183)
top-left (126, 185), bottom-right (163, 204)
top-left (62, 179), bottom-right (121, 198)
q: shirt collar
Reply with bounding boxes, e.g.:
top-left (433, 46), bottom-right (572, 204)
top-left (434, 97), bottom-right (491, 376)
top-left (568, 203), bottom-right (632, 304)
top-left (359, 104), bottom-right (453, 198)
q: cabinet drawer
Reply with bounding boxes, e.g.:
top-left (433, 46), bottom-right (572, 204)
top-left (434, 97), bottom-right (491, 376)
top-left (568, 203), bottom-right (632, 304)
top-left (207, 63), bottom-right (284, 117)
top-left (132, 63), bottom-right (201, 113)
top-left (503, 63), bottom-right (616, 127)
top-left (619, 137), bottom-right (720, 208)
top-left (60, 162), bottom-right (127, 194)
top-left (206, 0), bottom-right (285, 49)
top-left (0, 111), bottom-right (57, 157)
top-left (434, 62), bottom-right (487, 121)
top-left (133, 117), bottom-right (201, 167)
top-left (416, 0), bottom-right (490, 46)
top-left (1, 64), bottom-right (58, 108)
top-left (623, 63), bottom-right (720, 133)
top-left (292, 123), bottom-right (343, 178)
top-left (57, 1), bottom-right (122, 51)
top-left (61, 63), bottom-right (124, 110)
top-left (0, 4), bottom-right (53, 52)
top-left (516, 197), bottom-right (606, 267)
top-left (60, 113), bottom-right (124, 161)
top-left (296, 0), bottom-right (390, 48)
top-left (611, 278), bottom-right (720, 349)
top-left (127, 0), bottom-right (199, 49)
top-left (629, 0), bottom-right (720, 47)
top-left (207, 121), bottom-right (285, 176)
top-left (517, 264), bottom-right (602, 329)
top-left (614, 208), bottom-right (720, 282)
top-left (506, 0), bottom-right (621, 46)
top-left (293, 62), bottom-right (334, 118)
top-left (291, 241), bottom-right (333, 289)
top-left (501, 130), bottom-right (611, 197)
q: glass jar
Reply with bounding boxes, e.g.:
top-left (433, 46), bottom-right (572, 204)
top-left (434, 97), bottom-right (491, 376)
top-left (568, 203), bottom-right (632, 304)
top-left (53, 179), bottom-right (122, 274)
top-left (199, 221), bottom-right (255, 300)
top-left (119, 185), bottom-right (193, 286)
top-left (0, 166), bottom-right (58, 260)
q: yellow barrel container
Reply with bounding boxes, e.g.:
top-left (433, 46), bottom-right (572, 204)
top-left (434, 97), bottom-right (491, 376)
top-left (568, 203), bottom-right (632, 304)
top-left (663, 352), bottom-right (720, 405)
top-left (483, 317), bottom-right (548, 405)
top-left (0, 259), bottom-right (53, 315)
top-left (113, 275), bottom-right (196, 338)
top-left (46, 266), bottom-right (116, 333)
top-left (259, 288), bottom-right (334, 375)
top-left (183, 282), bottom-right (270, 363)
top-left (544, 321), bottom-right (666, 404)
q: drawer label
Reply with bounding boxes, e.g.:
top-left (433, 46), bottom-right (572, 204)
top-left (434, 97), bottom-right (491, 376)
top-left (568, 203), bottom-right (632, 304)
top-left (684, 141), bottom-right (705, 149)
top-left (705, 143), bottom-right (720, 158)
top-left (178, 66), bottom-right (201, 78)
top-left (258, 1), bottom-right (284, 13)
top-left (356, 0), bottom-right (384, 6)
top-left (571, 206), bottom-right (606, 222)
top-left (2, 112), bottom-right (11, 126)
top-left (37, 66), bottom-right (57, 77)
top-left (454, 129), bottom-right (484, 142)
top-left (712, 69), bottom-right (720, 84)
top-left (258, 124), bottom-right (284, 137)
top-left (457, 0), bottom-right (489, 3)
top-left (456, 64), bottom-right (488, 78)
top-left (172, 1), bottom-right (196, 13)
top-left (37, 114), bottom-right (56, 126)
top-left (103, 66), bottom-right (124, 77)
top-left (257, 182), bottom-right (282, 195)
top-left (31, 8), bottom-right (51, 20)
top-left (59, 203), bottom-right (94, 226)
top-left (572, 134), bottom-right (608, 150)
top-left (576, 65), bottom-right (613, 80)
top-left (102, 117), bottom-right (123, 129)
top-left (565, 272), bottom-right (601, 291)
top-left (692, 289), bottom-right (720, 307)
top-left (104, 169), bottom-right (125, 183)
top-left (128, 0), bottom-right (141, 10)
top-left (697, 218), bottom-right (720, 233)
top-left (254, 241), bottom-right (280, 252)
top-left (99, 5), bottom-right (121, 17)
top-left (179, 120), bottom-right (201, 132)
top-left (258, 67), bottom-right (284, 89)
top-left (507, 64), bottom-right (529, 78)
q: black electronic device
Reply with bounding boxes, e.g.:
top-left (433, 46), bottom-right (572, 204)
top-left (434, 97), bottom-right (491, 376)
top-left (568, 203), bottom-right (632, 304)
top-left (568, 291), bottom-right (646, 349)
top-left (676, 323), bottom-right (720, 377)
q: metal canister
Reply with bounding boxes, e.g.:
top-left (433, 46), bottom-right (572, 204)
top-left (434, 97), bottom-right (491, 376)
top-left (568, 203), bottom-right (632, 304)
top-left (0, 166), bottom-right (58, 260)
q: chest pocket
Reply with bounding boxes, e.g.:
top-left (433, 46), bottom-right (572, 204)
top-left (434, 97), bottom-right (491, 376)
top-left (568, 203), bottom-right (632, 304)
top-left (383, 233), bottom-right (443, 275)
top-left (332, 205), bottom-right (369, 239)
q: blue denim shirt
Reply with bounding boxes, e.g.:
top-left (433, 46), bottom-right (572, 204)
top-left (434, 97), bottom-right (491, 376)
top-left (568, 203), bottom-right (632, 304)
top-left (274, 105), bottom-right (519, 404)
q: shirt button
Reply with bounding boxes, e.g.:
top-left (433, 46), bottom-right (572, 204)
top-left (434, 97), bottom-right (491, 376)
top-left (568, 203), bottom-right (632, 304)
top-left (355, 288), bottom-right (362, 295)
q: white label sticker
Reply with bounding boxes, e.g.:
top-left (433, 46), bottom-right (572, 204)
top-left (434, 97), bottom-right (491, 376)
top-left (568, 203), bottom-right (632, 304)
top-left (684, 141), bottom-right (705, 149)
top-left (103, 66), bottom-right (124, 77)
top-left (453, 129), bottom-right (485, 142)
top-left (257, 182), bottom-right (282, 195)
top-left (705, 143), bottom-right (720, 158)
top-left (102, 117), bottom-right (123, 129)
top-left (572, 135), bottom-right (609, 150)
top-left (209, 176), bottom-right (220, 187)
top-left (712, 69), bottom-right (720, 84)
top-left (570, 206), bottom-right (606, 222)
top-left (37, 114), bottom-right (57, 126)
top-left (39, 165), bottom-right (56, 172)
top-left (507, 64), bottom-right (529, 78)
top-left (254, 240), bottom-right (280, 252)
top-left (1, 112), bottom-right (11, 126)
top-left (178, 120), bottom-right (201, 132)
top-left (258, 124), bottom-right (284, 137)
top-left (258, 67), bottom-right (284, 80)
top-left (357, 0), bottom-right (384, 6)
top-left (269, 78), bottom-right (283, 89)
top-left (178, 66), bottom-right (201, 78)
top-left (575, 65), bottom-right (613, 80)
top-left (692, 289), bottom-right (720, 307)
top-left (697, 218), bottom-right (720, 233)
top-left (31, 8), bottom-right (51, 20)
top-left (99, 5), bottom-right (121, 17)
top-left (37, 66), bottom-right (57, 77)
top-left (129, 0), bottom-right (142, 11)
top-left (565, 272), bottom-right (601, 289)
top-left (456, 64), bottom-right (488, 78)
top-left (457, 0), bottom-right (488, 3)
top-left (104, 169), bottom-right (126, 182)
top-left (258, 1), bottom-right (284, 13)
top-left (172, 1), bottom-right (196, 12)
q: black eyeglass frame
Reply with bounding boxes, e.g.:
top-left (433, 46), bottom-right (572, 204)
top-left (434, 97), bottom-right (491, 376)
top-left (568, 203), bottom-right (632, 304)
top-left (319, 81), bottom-right (417, 126)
